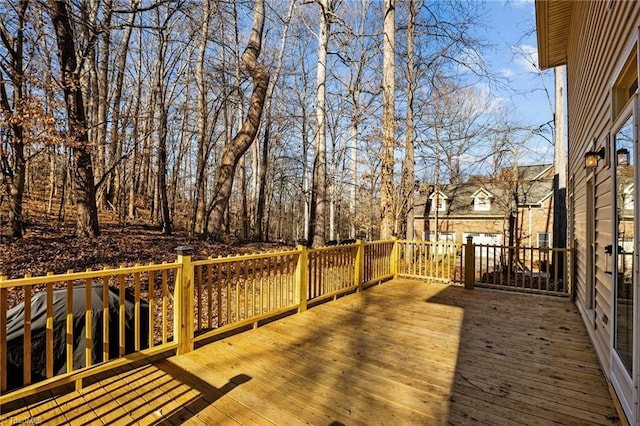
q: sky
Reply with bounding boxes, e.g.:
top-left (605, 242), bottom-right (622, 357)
top-left (482, 0), bottom-right (557, 163)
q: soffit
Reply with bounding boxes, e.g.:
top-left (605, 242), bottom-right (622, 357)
top-left (535, 0), bottom-right (573, 69)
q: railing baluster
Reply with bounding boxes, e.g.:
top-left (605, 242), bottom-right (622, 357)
top-left (148, 267), bottom-right (155, 348)
top-left (226, 262), bottom-right (232, 323)
top-left (134, 265), bottom-right (141, 351)
top-left (23, 278), bottom-right (31, 386)
top-left (216, 263), bottom-right (222, 328)
top-left (84, 270), bottom-right (92, 370)
top-left (161, 266), bottom-right (168, 344)
top-left (66, 273), bottom-right (74, 372)
top-left (102, 270), bottom-right (109, 362)
top-left (196, 265), bottom-right (202, 332)
top-left (0, 279), bottom-right (7, 392)
top-left (207, 264), bottom-right (213, 330)
top-left (45, 276), bottom-right (54, 378)
top-left (119, 271), bottom-right (126, 355)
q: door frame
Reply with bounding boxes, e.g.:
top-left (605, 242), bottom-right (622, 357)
top-left (610, 94), bottom-right (639, 425)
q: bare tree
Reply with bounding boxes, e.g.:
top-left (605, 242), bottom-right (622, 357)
top-left (380, 0), bottom-right (395, 239)
top-left (192, 0), bottom-right (211, 235)
top-left (306, 0), bottom-right (331, 247)
top-left (254, 0), bottom-right (296, 241)
top-left (209, 0), bottom-right (269, 240)
top-left (0, 0), bottom-right (28, 237)
top-left (47, 0), bottom-right (100, 237)
top-left (398, 0), bottom-right (416, 239)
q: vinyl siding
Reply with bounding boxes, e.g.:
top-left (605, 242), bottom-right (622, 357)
top-left (565, 0), bottom-right (640, 377)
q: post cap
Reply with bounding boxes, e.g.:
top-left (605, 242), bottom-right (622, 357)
top-left (175, 245), bottom-right (193, 255)
top-left (466, 236), bottom-right (474, 242)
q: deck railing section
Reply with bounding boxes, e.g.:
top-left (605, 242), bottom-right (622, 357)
top-left (307, 243), bottom-right (359, 302)
top-left (396, 240), bottom-right (461, 282)
top-left (0, 262), bottom-right (180, 401)
top-left (191, 249), bottom-right (300, 343)
top-left (0, 237), bottom-right (572, 402)
top-left (363, 240), bottom-right (395, 285)
top-left (466, 239), bottom-right (572, 296)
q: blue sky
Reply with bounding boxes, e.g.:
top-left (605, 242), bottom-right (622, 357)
top-left (483, 0), bottom-right (556, 162)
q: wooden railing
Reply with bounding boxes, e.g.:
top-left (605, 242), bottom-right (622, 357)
top-left (0, 262), bottom-right (180, 401)
top-left (191, 249), bottom-right (301, 344)
top-left (363, 240), bottom-right (395, 285)
top-left (396, 240), bottom-right (462, 282)
top-left (307, 243), bottom-right (359, 302)
top-left (463, 238), bottom-right (572, 296)
top-left (0, 237), bottom-right (572, 402)
top-left (0, 240), bottom-right (396, 401)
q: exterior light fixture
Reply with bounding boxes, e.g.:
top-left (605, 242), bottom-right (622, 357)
top-left (585, 147), bottom-right (605, 170)
top-left (616, 148), bottom-right (630, 167)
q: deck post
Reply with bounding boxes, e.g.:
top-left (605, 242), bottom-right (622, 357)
top-left (464, 236), bottom-right (475, 289)
top-left (175, 246), bottom-right (194, 355)
top-left (390, 237), bottom-right (399, 278)
top-left (295, 245), bottom-right (308, 312)
top-left (355, 240), bottom-right (364, 291)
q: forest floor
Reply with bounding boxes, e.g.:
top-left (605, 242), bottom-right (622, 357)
top-left (0, 197), bottom-right (287, 279)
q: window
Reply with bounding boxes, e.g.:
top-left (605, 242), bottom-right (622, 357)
top-left (463, 232), bottom-right (502, 245)
top-left (427, 232), bottom-right (455, 242)
top-left (537, 232), bottom-right (550, 248)
top-left (474, 194), bottom-right (491, 211)
top-left (429, 191), bottom-right (447, 212)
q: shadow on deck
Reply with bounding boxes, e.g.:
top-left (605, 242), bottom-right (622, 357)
top-left (0, 279), bottom-right (620, 425)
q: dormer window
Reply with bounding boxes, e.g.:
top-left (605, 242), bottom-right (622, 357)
top-left (471, 189), bottom-right (492, 211)
top-left (429, 191), bottom-right (448, 212)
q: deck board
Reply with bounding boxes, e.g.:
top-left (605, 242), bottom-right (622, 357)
top-left (0, 280), bottom-right (621, 425)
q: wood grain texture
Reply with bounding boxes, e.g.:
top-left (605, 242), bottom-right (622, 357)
top-left (0, 280), bottom-right (620, 425)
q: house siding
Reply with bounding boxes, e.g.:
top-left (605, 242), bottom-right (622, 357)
top-left (564, 0), bottom-right (640, 380)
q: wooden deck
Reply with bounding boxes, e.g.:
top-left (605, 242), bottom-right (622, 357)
top-left (1, 280), bottom-right (621, 425)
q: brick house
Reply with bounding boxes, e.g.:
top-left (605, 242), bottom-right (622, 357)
top-left (412, 164), bottom-right (554, 248)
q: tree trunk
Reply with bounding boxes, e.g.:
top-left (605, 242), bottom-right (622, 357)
top-left (401, 0), bottom-right (416, 240)
top-left (380, 0), bottom-right (395, 239)
top-left (156, 57), bottom-right (171, 235)
top-left (48, 0), bottom-right (100, 237)
top-left (309, 0), bottom-right (330, 247)
top-left (209, 0), bottom-right (269, 240)
top-left (0, 0), bottom-right (28, 238)
top-left (192, 0), bottom-right (211, 235)
top-left (107, 0), bottom-right (138, 211)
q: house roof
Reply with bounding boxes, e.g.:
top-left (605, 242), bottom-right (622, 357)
top-left (535, 0), bottom-right (572, 69)
top-left (415, 164), bottom-right (554, 219)
top-left (470, 188), bottom-right (493, 199)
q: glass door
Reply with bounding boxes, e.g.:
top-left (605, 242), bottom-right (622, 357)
top-left (612, 104), bottom-right (638, 423)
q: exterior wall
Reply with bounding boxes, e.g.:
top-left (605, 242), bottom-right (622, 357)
top-left (565, 0), bottom-right (640, 378)
top-left (413, 197), bottom-right (552, 247)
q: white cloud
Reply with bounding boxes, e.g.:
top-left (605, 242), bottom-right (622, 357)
top-left (512, 0), bottom-right (534, 8)
top-left (512, 44), bottom-right (540, 74)
top-left (502, 68), bottom-right (515, 78)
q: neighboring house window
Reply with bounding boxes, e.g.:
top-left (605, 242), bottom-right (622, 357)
top-left (537, 232), bottom-right (550, 248)
top-left (427, 232), bottom-right (455, 242)
top-left (464, 232), bottom-right (502, 246)
top-left (430, 191), bottom-right (447, 212)
top-left (474, 194), bottom-right (491, 211)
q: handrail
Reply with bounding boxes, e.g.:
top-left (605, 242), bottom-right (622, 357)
top-left (0, 261), bottom-right (181, 403)
top-left (468, 243), bottom-right (572, 296)
top-left (0, 237), bottom-right (571, 402)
